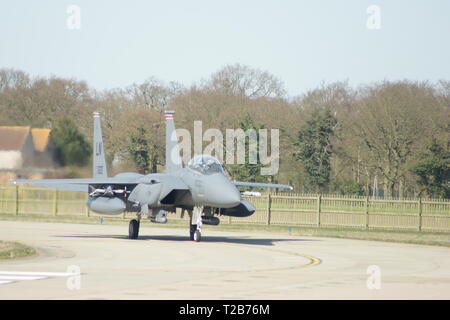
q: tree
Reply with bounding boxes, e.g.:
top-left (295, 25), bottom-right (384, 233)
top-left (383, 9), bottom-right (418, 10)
top-left (292, 81), bottom-right (358, 193)
top-left (293, 109), bottom-right (337, 192)
top-left (207, 63), bottom-right (285, 99)
top-left (0, 68), bottom-right (31, 93)
top-left (0, 73), bottom-right (92, 127)
top-left (127, 126), bottom-right (151, 174)
top-left (225, 114), bottom-right (270, 183)
top-left (51, 117), bottom-right (92, 167)
top-left (110, 107), bottom-right (164, 174)
top-left (348, 81), bottom-right (446, 197)
top-left (411, 139), bottom-right (450, 198)
top-left (126, 77), bottom-right (184, 109)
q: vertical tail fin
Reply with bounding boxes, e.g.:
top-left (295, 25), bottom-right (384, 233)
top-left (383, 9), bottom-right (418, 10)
top-left (92, 111), bottom-right (108, 178)
top-left (165, 110), bottom-right (183, 173)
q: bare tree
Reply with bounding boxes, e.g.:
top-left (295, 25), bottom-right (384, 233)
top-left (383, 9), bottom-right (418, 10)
top-left (0, 68), bottom-right (31, 92)
top-left (126, 77), bottom-right (184, 109)
top-left (206, 63), bottom-right (286, 99)
top-left (0, 74), bottom-right (92, 127)
top-left (348, 81), bottom-right (446, 197)
top-left (109, 107), bottom-right (165, 174)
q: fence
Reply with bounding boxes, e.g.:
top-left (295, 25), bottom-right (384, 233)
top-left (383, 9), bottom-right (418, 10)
top-left (0, 185), bottom-right (449, 232)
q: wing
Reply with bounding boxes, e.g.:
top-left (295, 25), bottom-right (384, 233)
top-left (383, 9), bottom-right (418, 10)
top-left (232, 181), bottom-right (293, 190)
top-left (11, 176), bottom-right (142, 192)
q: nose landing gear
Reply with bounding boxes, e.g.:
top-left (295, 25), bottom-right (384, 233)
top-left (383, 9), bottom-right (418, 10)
top-left (189, 206), bottom-right (203, 242)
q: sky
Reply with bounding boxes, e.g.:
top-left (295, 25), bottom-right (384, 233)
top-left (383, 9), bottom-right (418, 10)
top-left (0, 0), bottom-right (449, 97)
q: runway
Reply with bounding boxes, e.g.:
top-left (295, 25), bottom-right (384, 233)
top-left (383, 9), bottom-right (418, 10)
top-left (0, 220), bottom-right (449, 299)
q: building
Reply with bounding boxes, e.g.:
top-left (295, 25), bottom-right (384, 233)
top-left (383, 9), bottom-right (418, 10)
top-left (0, 126), bottom-right (56, 183)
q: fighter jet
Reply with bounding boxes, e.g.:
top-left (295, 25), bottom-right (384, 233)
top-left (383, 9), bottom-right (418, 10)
top-left (12, 111), bottom-right (293, 241)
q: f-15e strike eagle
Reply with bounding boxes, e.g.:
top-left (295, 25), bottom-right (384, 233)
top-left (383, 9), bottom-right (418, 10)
top-left (12, 111), bottom-right (293, 241)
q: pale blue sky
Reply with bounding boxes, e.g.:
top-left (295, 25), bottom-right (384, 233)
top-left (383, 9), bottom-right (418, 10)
top-left (0, 0), bottom-right (449, 96)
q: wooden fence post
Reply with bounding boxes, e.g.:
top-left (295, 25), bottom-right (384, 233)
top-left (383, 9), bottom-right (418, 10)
top-left (365, 195), bottom-right (369, 228)
top-left (317, 194), bottom-right (322, 227)
top-left (15, 185), bottom-right (19, 216)
top-left (267, 194), bottom-right (272, 225)
top-left (418, 197), bottom-right (422, 231)
top-left (53, 189), bottom-right (58, 216)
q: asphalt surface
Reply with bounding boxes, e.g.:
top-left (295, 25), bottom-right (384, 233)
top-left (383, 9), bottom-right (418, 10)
top-left (0, 220), bottom-right (449, 299)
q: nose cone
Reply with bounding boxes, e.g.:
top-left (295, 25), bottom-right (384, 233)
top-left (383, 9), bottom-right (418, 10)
top-left (206, 175), bottom-right (241, 208)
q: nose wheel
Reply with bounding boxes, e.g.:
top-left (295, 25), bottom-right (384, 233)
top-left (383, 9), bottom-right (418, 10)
top-left (193, 229), bottom-right (201, 242)
top-left (189, 223), bottom-right (202, 242)
top-left (189, 206), bottom-right (203, 242)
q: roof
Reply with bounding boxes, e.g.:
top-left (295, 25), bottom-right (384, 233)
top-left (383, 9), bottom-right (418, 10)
top-left (0, 126), bottom-right (52, 152)
top-left (31, 128), bottom-right (51, 152)
top-left (0, 126), bottom-right (31, 151)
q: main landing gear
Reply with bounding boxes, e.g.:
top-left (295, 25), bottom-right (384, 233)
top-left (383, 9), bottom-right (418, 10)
top-left (129, 213), bottom-right (141, 239)
top-left (127, 208), bottom-right (205, 242)
top-left (189, 206), bottom-right (203, 242)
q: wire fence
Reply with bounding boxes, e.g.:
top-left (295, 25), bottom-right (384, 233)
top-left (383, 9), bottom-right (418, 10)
top-left (0, 185), bottom-right (449, 232)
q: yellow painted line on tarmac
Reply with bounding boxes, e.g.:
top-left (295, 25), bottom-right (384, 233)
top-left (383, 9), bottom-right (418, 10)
top-left (216, 242), bottom-right (322, 273)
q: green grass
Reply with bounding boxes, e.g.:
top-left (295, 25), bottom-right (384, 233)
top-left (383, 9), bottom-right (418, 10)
top-left (0, 241), bottom-right (37, 259)
top-left (0, 213), bottom-right (449, 247)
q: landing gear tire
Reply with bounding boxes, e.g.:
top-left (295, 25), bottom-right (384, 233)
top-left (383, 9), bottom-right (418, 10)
top-left (189, 224), bottom-right (197, 241)
top-left (189, 208), bottom-right (202, 242)
top-left (129, 219), bottom-right (140, 239)
top-left (193, 230), bottom-right (201, 242)
top-left (190, 224), bottom-right (201, 242)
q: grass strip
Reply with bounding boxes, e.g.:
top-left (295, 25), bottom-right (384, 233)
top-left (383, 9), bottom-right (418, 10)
top-left (0, 240), bottom-right (37, 259)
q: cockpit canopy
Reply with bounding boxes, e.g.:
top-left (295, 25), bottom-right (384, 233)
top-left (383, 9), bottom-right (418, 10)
top-left (187, 155), bottom-right (224, 175)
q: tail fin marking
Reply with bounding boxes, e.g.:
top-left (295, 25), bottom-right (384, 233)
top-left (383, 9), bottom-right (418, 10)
top-left (165, 110), bottom-right (183, 173)
top-left (92, 111), bottom-right (108, 178)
